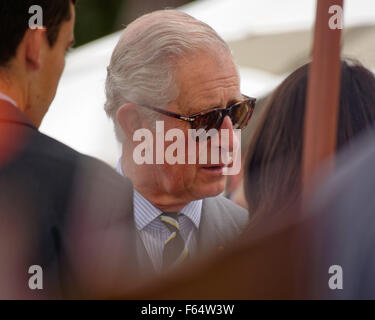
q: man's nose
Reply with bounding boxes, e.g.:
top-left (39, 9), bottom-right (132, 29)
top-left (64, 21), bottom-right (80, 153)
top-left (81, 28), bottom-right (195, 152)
top-left (211, 115), bottom-right (240, 153)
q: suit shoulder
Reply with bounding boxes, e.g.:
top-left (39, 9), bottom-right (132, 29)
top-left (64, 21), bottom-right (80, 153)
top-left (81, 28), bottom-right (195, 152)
top-left (32, 131), bottom-right (116, 175)
top-left (214, 195), bottom-right (248, 214)
top-left (38, 131), bottom-right (132, 188)
top-left (9, 129), bottom-right (132, 193)
top-left (204, 195), bottom-right (249, 229)
top-left (33, 131), bottom-right (90, 165)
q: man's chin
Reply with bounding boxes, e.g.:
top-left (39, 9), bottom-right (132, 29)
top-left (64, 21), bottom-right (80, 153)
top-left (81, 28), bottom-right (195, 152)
top-left (194, 179), bottom-right (227, 199)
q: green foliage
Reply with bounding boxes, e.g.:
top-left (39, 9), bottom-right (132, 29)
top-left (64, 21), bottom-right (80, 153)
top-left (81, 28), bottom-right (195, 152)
top-left (73, 0), bottom-right (196, 47)
top-left (74, 0), bottom-right (125, 47)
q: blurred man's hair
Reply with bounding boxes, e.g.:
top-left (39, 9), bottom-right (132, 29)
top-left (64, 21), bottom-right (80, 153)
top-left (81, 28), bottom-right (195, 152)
top-left (0, 0), bottom-right (77, 67)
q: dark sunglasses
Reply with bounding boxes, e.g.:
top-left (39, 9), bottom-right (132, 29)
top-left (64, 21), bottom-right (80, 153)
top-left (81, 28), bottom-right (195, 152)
top-left (138, 95), bottom-right (256, 136)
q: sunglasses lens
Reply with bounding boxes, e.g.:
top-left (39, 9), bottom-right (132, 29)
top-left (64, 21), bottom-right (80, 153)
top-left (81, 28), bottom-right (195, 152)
top-left (190, 98), bottom-right (255, 141)
top-left (190, 110), bottom-right (222, 141)
top-left (191, 109), bottom-right (223, 131)
top-left (229, 101), bottom-right (254, 129)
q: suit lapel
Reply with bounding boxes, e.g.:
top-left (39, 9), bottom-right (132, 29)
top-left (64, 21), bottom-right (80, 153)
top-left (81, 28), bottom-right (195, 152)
top-left (64, 177), bottom-right (148, 295)
top-left (198, 197), bottom-right (226, 254)
top-left (103, 183), bottom-right (155, 275)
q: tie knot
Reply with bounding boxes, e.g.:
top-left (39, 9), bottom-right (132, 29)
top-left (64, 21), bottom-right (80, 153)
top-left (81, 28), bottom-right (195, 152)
top-left (162, 212), bottom-right (179, 219)
top-left (160, 212), bottom-right (180, 231)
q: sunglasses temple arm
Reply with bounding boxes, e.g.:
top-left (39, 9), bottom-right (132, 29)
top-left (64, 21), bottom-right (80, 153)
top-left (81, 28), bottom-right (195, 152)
top-left (141, 104), bottom-right (191, 121)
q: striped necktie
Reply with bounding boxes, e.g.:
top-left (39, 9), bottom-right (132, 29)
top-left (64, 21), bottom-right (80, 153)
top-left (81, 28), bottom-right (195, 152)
top-left (160, 212), bottom-right (189, 270)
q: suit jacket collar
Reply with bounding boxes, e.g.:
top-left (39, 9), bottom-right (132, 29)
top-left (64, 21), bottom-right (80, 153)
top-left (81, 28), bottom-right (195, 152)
top-left (0, 99), bottom-right (36, 130)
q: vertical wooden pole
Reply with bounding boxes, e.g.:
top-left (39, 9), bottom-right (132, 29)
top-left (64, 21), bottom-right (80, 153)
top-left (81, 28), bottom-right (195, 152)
top-left (302, 0), bottom-right (343, 196)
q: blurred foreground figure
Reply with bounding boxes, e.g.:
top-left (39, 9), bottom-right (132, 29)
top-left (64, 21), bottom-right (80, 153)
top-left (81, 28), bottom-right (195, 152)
top-left (305, 130), bottom-right (375, 299)
top-left (114, 61), bottom-right (375, 299)
top-left (0, 1), bottom-right (137, 298)
top-left (117, 130), bottom-right (375, 299)
top-left (104, 10), bottom-right (251, 275)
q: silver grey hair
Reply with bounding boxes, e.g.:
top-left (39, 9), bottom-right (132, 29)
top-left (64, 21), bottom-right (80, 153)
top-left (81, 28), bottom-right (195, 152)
top-left (105, 9), bottom-right (232, 142)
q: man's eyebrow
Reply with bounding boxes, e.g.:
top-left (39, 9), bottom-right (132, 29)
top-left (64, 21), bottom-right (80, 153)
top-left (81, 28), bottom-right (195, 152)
top-left (212, 99), bottom-right (240, 109)
top-left (189, 98), bottom-right (241, 114)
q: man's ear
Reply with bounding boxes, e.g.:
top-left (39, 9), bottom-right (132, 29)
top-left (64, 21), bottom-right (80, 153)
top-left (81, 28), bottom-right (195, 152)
top-left (117, 103), bottom-right (143, 140)
top-left (24, 27), bottom-right (46, 70)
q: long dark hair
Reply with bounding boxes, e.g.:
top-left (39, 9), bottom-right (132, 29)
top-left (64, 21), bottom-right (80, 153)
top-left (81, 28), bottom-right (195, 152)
top-left (244, 60), bottom-right (375, 218)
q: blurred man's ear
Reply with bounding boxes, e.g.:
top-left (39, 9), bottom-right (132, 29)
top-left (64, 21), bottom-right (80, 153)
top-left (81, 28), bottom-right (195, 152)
top-left (23, 28), bottom-right (46, 71)
top-left (117, 103), bottom-right (143, 141)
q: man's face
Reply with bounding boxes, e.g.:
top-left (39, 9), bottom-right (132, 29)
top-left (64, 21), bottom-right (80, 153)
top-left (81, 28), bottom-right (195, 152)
top-left (29, 3), bottom-right (75, 127)
top-left (135, 49), bottom-right (241, 204)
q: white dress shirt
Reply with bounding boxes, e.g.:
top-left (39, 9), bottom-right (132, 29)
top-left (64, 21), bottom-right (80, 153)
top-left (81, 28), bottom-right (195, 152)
top-left (117, 159), bottom-right (202, 272)
top-left (0, 92), bottom-right (17, 107)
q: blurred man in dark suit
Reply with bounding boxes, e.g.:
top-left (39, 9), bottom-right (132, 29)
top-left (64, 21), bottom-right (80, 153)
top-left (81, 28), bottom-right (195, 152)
top-left (0, 1), bottom-right (137, 299)
top-left (120, 130), bottom-right (375, 300)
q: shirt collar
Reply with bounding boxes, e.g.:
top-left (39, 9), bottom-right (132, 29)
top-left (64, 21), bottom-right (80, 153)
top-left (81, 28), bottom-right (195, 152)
top-left (116, 157), bottom-right (124, 176)
top-left (116, 157), bottom-right (202, 230)
top-left (0, 93), bottom-right (18, 108)
top-left (180, 199), bottom-right (202, 229)
top-left (133, 189), bottom-right (162, 231)
top-left (133, 190), bottom-right (202, 231)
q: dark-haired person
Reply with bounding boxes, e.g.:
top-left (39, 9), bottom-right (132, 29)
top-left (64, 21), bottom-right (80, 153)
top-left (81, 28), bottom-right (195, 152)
top-left (244, 60), bottom-right (375, 219)
top-left (0, 1), bottom-right (137, 298)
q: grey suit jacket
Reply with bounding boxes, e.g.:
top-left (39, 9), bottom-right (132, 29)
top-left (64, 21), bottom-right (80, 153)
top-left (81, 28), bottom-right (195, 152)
top-left (68, 187), bottom-right (248, 296)
top-left (135, 195), bottom-right (249, 274)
